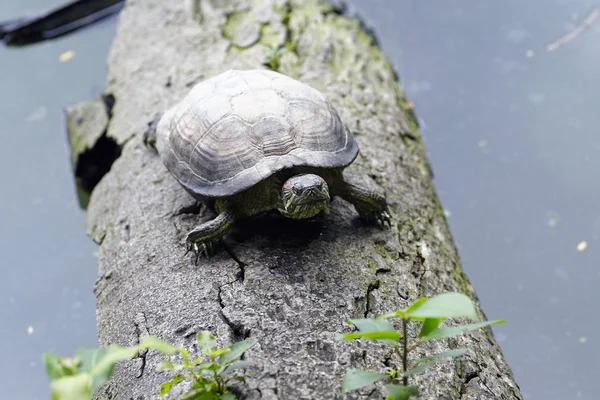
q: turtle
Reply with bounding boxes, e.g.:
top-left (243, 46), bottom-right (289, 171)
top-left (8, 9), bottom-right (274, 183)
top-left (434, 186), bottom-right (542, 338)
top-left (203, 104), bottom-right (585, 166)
top-left (144, 69), bottom-right (391, 263)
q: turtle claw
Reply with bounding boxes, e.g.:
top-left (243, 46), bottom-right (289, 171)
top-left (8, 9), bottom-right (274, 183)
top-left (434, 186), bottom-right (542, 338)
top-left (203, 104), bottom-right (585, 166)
top-left (376, 209), bottom-right (392, 229)
top-left (362, 208), bottom-right (392, 229)
top-left (184, 238), bottom-right (218, 265)
top-left (143, 113), bottom-right (162, 149)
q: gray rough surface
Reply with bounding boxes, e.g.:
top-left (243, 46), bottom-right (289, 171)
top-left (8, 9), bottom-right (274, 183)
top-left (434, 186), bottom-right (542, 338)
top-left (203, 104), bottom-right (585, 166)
top-left (65, 98), bottom-right (111, 207)
top-left (65, 98), bottom-right (109, 165)
top-left (75, 0), bottom-right (524, 399)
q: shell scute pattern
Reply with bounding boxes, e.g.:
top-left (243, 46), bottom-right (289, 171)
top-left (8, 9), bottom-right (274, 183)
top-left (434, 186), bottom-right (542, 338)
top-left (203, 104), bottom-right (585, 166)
top-left (287, 99), bottom-right (346, 152)
top-left (245, 71), bottom-right (275, 90)
top-left (272, 74), bottom-right (321, 100)
top-left (185, 79), bottom-right (218, 104)
top-left (230, 89), bottom-right (287, 122)
top-left (157, 69), bottom-right (358, 198)
top-left (251, 116), bottom-right (296, 157)
top-left (189, 116), bottom-right (256, 184)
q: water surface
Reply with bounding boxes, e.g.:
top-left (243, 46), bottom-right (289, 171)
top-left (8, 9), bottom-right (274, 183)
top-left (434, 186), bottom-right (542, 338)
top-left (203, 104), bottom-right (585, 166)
top-left (0, 1), bottom-right (116, 398)
top-left (349, 1), bottom-right (600, 398)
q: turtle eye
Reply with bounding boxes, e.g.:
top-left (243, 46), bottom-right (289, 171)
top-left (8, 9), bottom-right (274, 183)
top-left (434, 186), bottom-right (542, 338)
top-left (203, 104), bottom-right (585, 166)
top-left (292, 187), bottom-right (302, 195)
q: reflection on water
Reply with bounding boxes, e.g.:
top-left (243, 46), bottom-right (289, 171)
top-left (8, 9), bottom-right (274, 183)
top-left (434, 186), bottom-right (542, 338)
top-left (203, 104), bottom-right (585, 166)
top-left (1, 0), bottom-right (599, 399)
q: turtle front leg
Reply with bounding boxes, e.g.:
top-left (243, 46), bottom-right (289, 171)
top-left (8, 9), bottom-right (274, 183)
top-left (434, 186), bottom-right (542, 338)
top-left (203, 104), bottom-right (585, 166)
top-left (337, 180), bottom-right (392, 228)
top-left (185, 209), bottom-right (236, 265)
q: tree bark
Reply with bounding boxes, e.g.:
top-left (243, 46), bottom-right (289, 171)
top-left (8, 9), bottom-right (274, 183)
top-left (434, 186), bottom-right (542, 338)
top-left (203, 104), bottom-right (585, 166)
top-left (68, 0), bottom-right (523, 399)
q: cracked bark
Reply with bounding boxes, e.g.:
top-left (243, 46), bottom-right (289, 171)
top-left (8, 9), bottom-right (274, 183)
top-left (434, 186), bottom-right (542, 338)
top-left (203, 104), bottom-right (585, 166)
top-left (133, 312), bottom-right (150, 378)
top-left (70, 0), bottom-right (523, 399)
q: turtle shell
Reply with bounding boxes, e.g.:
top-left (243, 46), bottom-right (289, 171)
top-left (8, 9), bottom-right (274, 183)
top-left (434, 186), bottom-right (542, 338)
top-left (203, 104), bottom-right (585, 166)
top-left (155, 69), bottom-right (358, 198)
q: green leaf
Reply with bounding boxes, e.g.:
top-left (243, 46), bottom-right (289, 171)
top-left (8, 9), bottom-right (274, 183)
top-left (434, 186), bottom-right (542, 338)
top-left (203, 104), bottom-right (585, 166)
top-left (342, 331), bottom-right (402, 343)
top-left (199, 362), bottom-right (221, 372)
top-left (349, 318), bottom-right (396, 333)
top-left (417, 318), bottom-right (443, 338)
top-left (191, 357), bottom-right (204, 366)
top-left (43, 353), bottom-right (77, 379)
top-left (405, 293), bottom-right (478, 320)
top-left (400, 363), bottom-right (431, 378)
top-left (88, 345), bottom-right (139, 383)
top-left (413, 348), bottom-right (468, 365)
top-left (404, 298), bottom-right (429, 314)
top-left (182, 386), bottom-right (220, 400)
top-left (49, 374), bottom-right (93, 400)
top-left (77, 348), bottom-right (108, 374)
top-left (157, 360), bottom-right (184, 372)
top-left (218, 338), bottom-right (257, 366)
top-left (78, 346), bottom-right (139, 393)
top-left (345, 318), bottom-right (400, 346)
top-left (221, 360), bottom-right (254, 376)
top-left (401, 349), bottom-right (468, 379)
top-left (375, 311), bottom-right (401, 320)
top-left (197, 331), bottom-right (217, 355)
top-left (384, 384), bottom-right (419, 399)
top-left (140, 336), bottom-right (182, 355)
top-left (207, 348), bottom-right (231, 359)
top-left (198, 361), bottom-right (218, 372)
top-left (233, 376), bottom-right (246, 382)
top-left (191, 376), bottom-right (213, 388)
top-left (160, 375), bottom-right (184, 396)
top-left (220, 394), bottom-right (236, 400)
top-left (420, 320), bottom-right (506, 341)
top-left (342, 369), bottom-right (388, 393)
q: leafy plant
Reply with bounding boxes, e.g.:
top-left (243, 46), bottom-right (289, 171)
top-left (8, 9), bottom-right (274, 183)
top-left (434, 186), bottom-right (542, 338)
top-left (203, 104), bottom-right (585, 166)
top-left (340, 292), bottom-right (506, 399)
top-left (44, 341), bottom-right (145, 400)
top-left (43, 332), bottom-right (256, 400)
top-left (158, 331), bottom-right (257, 399)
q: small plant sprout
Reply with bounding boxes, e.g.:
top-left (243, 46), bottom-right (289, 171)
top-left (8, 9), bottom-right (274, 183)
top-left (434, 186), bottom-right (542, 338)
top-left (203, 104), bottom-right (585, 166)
top-left (264, 40), bottom-right (298, 71)
top-left (43, 332), bottom-right (256, 400)
top-left (157, 331), bottom-right (257, 399)
top-left (340, 292), bottom-right (506, 399)
top-left (265, 46), bottom-right (287, 71)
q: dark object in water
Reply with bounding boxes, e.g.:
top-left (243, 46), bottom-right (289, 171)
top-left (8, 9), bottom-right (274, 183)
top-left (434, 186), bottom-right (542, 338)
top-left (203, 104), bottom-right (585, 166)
top-left (0, 0), bottom-right (124, 46)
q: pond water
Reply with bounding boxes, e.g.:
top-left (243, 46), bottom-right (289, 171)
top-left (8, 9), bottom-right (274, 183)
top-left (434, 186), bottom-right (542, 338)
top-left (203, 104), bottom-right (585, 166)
top-left (1, 1), bottom-right (598, 399)
top-left (349, 1), bottom-right (600, 399)
top-left (0, 1), bottom-right (116, 399)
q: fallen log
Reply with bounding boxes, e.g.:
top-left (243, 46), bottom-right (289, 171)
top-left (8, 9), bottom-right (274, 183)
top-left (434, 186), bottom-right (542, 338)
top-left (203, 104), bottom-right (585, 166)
top-left (67, 0), bottom-right (523, 398)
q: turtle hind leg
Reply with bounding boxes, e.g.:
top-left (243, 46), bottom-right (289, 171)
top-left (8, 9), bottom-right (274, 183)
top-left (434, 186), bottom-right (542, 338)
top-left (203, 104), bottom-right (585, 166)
top-left (337, 180), bottom-right (392, 228)
top-left (185, 209), bottom-right (236, 265)
top-left (143, 113), bottom-right (163, 150)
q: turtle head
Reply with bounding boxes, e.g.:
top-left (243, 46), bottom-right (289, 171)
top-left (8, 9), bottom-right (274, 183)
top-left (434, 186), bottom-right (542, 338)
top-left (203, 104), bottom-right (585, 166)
top-left (279, 174), bottom-right (331, 219)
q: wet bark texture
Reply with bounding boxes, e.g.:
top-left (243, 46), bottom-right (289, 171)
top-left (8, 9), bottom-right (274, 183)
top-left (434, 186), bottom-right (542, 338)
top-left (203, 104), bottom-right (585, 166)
top-left (69, 0), bottom-right (523, 399)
